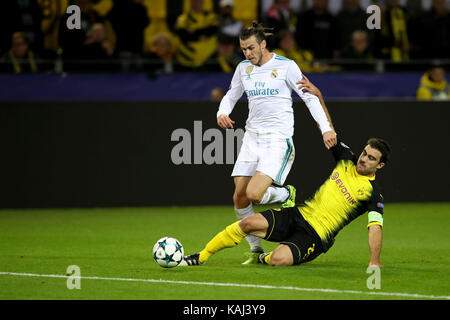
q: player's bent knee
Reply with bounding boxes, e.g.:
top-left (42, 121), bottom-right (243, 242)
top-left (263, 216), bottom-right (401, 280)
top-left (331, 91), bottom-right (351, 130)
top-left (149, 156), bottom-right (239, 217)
top-left (238, 214), bottom-right (265, 234)
top-left (233, 190), bottom-right (250, 208)
top-left (238, 217), bottom-right (254, 234)
top-left (233, 191), bottom-right (246, 204)
top-left (269, 246), bottom-right (294, 266)
top-left (238, 214), bottom-right (269, 238)
top-left (245, 189), bottom-right (263, 204)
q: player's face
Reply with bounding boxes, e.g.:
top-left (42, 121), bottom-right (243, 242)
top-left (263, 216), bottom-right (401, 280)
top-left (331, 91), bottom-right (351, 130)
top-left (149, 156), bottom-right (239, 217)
top-left (356, 145), bottom-right (385, 176)
top-left (240, 36), bottom-right (264, 65)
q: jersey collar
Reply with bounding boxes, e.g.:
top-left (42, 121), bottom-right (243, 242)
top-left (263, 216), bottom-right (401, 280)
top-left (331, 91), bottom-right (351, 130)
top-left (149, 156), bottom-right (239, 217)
top-left (256, 52), bottom-right (275, 68)
top-left (353, 165), bottom-right (376, 180)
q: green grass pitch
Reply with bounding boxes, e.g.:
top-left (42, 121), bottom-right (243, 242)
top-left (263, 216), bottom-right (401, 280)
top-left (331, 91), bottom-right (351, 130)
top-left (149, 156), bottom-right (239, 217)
top-left (0, 203), bottom-right (449, 300)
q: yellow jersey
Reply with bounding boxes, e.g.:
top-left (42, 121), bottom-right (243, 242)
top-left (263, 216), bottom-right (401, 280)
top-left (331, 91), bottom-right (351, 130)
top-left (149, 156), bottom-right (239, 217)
top-left (299, 140), bottom-right (384, 250)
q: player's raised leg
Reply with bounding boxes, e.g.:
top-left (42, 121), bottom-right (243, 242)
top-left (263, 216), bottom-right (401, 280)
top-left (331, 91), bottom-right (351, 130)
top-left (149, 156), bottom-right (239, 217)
top-left (245, 172), bottom-right (276, 204)
top-left (255, 137), bottom-right (297, 208)
top-left (256, 181), bottom-right (296, 209)
top-left (182, 213), bottom-right (269, 266)
top-left (246, 172), bottom-right (296, 214)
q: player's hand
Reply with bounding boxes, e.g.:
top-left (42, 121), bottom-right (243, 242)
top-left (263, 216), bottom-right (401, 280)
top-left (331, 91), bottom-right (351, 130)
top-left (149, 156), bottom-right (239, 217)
top-left (217, 114), bottom-right (235, 130)
top-left (296, 75), bottom-right (321, 97)
top-left (323, 130), bottom-right (337, 150)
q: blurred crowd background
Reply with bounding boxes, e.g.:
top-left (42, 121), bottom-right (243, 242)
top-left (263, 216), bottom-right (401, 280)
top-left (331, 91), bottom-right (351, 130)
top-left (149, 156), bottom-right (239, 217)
top-left (0, 0), bottom-right (449, 99)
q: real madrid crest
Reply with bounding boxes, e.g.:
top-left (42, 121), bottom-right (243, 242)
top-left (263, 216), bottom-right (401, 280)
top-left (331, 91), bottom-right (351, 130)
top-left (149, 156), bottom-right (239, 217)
top-left (270, 69), bottom-right (278, 79)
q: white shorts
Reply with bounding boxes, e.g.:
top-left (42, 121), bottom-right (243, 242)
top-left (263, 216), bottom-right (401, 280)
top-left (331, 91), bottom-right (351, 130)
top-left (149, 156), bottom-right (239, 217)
top-left (231, 131), bottom-right (295, 186)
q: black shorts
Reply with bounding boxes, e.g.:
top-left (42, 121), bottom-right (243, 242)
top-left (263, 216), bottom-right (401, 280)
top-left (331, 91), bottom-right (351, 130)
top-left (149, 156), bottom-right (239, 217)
top-left (260, 206), bottom-right (325, 265)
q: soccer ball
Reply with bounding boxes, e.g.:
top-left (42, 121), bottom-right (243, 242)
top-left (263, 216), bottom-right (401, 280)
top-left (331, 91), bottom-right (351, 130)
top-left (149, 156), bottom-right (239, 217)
top-left (152, 237), bottom-right (184, 268)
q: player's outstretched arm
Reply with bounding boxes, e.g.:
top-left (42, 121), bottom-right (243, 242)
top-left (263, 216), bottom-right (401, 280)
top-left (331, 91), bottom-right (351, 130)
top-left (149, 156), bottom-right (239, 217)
top-left (368, 224), bottom-right (383, 267)
top-left (297, 75), bottom-right (337, 149)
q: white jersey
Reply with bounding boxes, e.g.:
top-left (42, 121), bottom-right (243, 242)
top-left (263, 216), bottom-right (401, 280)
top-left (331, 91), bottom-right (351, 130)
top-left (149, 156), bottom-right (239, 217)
top-left (217, 53), bottom-right (332, 138)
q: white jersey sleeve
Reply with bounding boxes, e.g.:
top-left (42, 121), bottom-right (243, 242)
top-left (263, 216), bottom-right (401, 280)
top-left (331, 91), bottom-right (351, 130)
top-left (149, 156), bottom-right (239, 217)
top-left (286, 61), bottom-right (332, 134)
top-left (217, 65), bottom-right (245, 118)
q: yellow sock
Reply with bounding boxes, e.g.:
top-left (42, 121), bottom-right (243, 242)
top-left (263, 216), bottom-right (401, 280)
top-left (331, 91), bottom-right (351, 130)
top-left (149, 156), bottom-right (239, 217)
top-left (199, 221), bottom-right (247, 263)
top-left (264, 252), bottom-right (273, 264)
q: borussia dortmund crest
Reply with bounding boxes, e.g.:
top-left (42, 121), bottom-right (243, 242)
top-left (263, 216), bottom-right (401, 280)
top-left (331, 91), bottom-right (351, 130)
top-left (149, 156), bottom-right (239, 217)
top-left (271, 69), bottom-right (278, 79)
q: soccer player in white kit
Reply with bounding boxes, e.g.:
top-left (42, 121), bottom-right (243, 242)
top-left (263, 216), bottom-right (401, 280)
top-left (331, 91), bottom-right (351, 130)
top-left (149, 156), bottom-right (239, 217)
top-left (217, 22), bottom-right (337, 264)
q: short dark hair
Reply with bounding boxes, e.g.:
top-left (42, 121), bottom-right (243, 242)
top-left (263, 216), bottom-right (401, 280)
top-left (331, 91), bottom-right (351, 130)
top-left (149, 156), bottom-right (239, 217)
top-left (239, 21), bottom-right (273, 44)
top-left (367, 138), bottom-right (391, 164)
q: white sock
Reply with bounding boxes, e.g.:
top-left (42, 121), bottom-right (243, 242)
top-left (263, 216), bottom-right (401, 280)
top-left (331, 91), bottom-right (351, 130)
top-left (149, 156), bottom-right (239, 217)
top-left (259, 186), bottom-right (289, 205)
top-left (234, 203), bottom-right (263, 252)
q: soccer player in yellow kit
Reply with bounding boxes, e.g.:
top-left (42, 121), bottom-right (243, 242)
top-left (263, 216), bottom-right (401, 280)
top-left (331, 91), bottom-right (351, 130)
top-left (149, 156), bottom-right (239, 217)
top-left (182, 77), bottom-right (389, 267)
